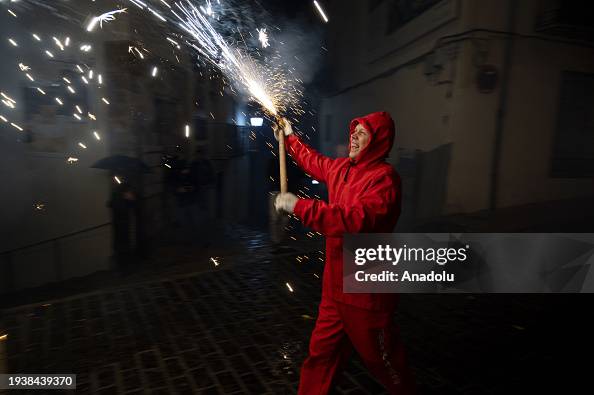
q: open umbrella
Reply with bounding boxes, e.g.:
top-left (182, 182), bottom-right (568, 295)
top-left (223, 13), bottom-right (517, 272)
top-left (91, 155), bottom-right (152, 173)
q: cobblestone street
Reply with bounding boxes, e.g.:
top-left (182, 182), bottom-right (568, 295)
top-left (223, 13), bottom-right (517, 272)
top-left (1, 227), bottom-right (592, 394)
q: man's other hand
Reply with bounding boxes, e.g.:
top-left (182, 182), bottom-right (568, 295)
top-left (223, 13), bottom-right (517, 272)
top-left (275, 192), bottom-right (298, 214)
top-left (272, 118), bottom-right (294, 142)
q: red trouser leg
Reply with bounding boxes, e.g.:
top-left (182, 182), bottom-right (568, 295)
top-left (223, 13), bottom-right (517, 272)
top-left (298, 297), bottom-right (352, 395)
top-left (339, 302), bottom-right (417, 395)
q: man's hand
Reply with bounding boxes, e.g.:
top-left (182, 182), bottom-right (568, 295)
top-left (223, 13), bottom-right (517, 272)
top-left (275, 192), bottom-right (298, 214)
top-left (272, 118), bottom-right (294, 142)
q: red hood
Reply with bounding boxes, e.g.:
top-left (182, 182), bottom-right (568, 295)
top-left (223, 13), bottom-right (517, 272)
top-left (348, 111), bottom-right (395, 166)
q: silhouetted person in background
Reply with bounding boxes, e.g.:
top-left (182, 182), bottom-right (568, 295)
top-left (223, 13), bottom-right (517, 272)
top-left (188, 146), bottom-right (215, 246)
top-left (108, 181), bottom-right (137, 268)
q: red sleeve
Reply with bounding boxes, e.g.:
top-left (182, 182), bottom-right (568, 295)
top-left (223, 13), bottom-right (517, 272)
top-left (293, 173), bottom-right (399, 237)
top-left (285, 134), bottom-right (333, 183)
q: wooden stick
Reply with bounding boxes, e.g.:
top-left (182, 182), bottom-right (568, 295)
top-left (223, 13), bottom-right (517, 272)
top-left (278, 123), bottom-right (288, 194)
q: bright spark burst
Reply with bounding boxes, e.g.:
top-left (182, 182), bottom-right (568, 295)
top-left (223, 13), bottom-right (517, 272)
top-left (257, 28), bottom-right (270, 48)
top-left (173, 1), bottom-right (279, 115)
top-left (210, 257), bottom-right (219, 266)
top-left (87, 8), bottom-right (128, 32)
top-left (18, 63), bottom-right (30, 71)
top-left (67, 157), bottom-right (78, 163)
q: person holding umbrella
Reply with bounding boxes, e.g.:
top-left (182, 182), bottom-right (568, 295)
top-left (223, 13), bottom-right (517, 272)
top-left (274, 112), bottom-right (416, 394)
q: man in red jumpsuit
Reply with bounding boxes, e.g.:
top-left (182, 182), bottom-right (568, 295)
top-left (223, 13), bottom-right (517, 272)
top-left (274, 111), bottom-right (416, 394)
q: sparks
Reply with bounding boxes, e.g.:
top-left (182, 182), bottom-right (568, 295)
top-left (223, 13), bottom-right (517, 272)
top-left (7, 9), bottom-right (17, 18)
top-left (67, 86), bottom-right (75, 94)
top-left (18, 63), bottom-right (30, 71)
top-left (129, 0), bottom-right (147, 9)
top-left (55, 97), bottom-right (63, 105)
top-left (36, 87), bottom-right (46, 95)
top-left (45, 50), bottom-right (54, 58)
top-left (63, 77), bottom-right (71, 84)
top-left (151, 66), bottom-right (158, 77)
top-left (78, 142), bottom-right (87, 149)
top-left (210, 257), bottom-right (219, 266)
top-left (52, 36), bottom-right (64, 51)
top-left (81, 76), bottom-right (89, 84)
top-left (75, 105), bottom-right (83, 114)
top-left (184, 124), bottom-right (190, 138)
top-left (32, 33), bottom-right (41, 41)
top-left (11, 122), bottom-right (23, 131)
top-left (313, 1), bottom-right (329, 23)
top-left (148, 7), bottom-right (166, 22)
top-left (25, 73), bottom-right (34, 81)
top-left (0, 115), bottom-right (7, 122)
top-left (172, 1), bottom-right (279, 115)
top-left (286, 282), bottom-right (294, 292)
top-left (80, 44), bottom-right (92, 52)
top-left (98, 74), bottom-right (103, 85)
top-left (114, 176), bottom-right (122, 184)
top-left (102, 97), bottom-right (110, 104)
top-left (88, 112), bottom-right (96, 120)
top-left (257, 28), bottom-right (270, 48)
top-left (93, 131), bottom-right (101, 140)
top-left (87, 8), bottom-right (128, 32)
top-left (67, 157), bottom-right (78, 163)
top-left (8, 38), bottom-right (18, 47)
top-left (73, 113), bottom-right (82, 120)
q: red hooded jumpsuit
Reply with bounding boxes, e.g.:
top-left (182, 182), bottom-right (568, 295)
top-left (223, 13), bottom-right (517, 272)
top-left (285, 112), bottom-right (415, 394)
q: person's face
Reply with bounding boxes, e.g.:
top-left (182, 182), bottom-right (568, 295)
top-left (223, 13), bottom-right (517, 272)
top-left (349, 124), bottom-right (371, 159)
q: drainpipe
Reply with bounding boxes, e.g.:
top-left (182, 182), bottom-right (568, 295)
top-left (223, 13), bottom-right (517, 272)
top-left (489, 0), bottom-right (517, 211)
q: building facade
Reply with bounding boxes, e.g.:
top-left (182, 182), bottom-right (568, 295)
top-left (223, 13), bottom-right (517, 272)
top-left (318, 0), bottom-right (594, 229)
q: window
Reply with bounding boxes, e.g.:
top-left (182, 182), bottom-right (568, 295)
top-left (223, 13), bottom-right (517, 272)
top-left (386, 0), bottom-right (442, 34)
top-left (551, 71), bottom-right (594, 177)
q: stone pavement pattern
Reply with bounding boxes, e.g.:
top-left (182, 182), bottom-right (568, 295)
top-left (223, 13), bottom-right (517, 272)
top-left (1, 227), bottom-right (592, 394)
